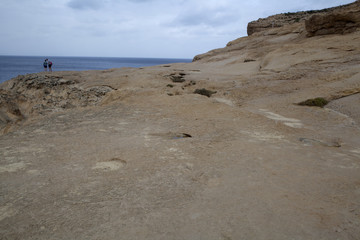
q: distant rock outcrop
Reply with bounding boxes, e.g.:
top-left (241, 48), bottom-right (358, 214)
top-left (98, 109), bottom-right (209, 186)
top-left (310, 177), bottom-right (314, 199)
top-left (247, 12), bottom-right (309, 36)
top-left (305, 10), bottom-right (360, 36)
top-left (247, 1), bottom-right (359, 36)
top-left (193, 1), bottom-right (359, 62)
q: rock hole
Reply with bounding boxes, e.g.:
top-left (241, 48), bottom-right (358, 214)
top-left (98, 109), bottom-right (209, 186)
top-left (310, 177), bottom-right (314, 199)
top-left (172, 133), bottom-right (192, 139)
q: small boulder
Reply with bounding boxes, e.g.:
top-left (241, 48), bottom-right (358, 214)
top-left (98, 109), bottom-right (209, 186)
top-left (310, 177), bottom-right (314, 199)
top-left (194, 88), bottom-right (217, 98)
top-left (170, 75), bottom-right (185, 83)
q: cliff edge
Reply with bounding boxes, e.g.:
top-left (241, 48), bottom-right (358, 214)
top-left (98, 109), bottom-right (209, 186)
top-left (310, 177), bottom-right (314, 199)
top-left (247, 1), bottom-right (360, 36)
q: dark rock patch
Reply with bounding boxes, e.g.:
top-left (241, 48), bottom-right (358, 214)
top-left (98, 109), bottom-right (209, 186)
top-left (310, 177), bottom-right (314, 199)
top-left (172, 133), bottom-right (192, 139)
top-left (168, 72), bottom-right (187, 83)
top-left (299, 137), bottom-right (341, 147)
top-left (184, 81), bottom-right (196, 87)
top-left (150, 132), bottom-right (192, 140)
top-left (170, 75), bottom-right (186, 83)
top-left (298, 97), bottom-right (329, 108)
top-left (194, 88), bottom-right (217, 98)
top-left (244, 59), bottom-right (256, 63)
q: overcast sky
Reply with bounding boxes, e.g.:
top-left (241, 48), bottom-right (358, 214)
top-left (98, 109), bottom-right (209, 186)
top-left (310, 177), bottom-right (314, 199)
top-left (0, 0), bottom-right (355, 58)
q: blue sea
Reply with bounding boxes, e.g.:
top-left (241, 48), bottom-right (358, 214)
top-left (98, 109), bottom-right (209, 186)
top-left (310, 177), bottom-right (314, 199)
top-left (0, 56), bottom-right (192, 84)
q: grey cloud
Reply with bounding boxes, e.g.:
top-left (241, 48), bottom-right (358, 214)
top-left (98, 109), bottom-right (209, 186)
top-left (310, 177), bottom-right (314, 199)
top-left (127, 0), bottom-right (153, 2)
top-left (67, 0), bottom-right (156, 10)
top-left (172, 9), bottom-right (237, 28)
top-left (67, 0), bottom-right (107, 10)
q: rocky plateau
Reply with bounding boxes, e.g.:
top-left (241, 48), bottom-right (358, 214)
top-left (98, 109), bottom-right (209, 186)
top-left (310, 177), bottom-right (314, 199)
top-left (1, 1), bottom-right (360, 239)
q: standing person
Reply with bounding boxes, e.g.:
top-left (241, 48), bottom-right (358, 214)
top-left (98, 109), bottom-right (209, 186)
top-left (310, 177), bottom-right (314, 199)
top-left (48, 60), bottom-right (53, 72)
top-left (43, 59), bottom-right (48, 71)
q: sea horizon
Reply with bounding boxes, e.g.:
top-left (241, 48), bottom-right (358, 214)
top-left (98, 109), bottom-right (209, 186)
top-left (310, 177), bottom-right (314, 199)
top-left (0, 54), bottom-right (193, 59)
top-left (0, 55), bottom-right (192, 84)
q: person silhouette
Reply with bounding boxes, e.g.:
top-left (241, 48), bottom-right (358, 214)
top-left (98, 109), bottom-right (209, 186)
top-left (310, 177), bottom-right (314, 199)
top-left (48, 60), bottom-right (53, 72)
top-left (43, 59), bottom-right (48, 71)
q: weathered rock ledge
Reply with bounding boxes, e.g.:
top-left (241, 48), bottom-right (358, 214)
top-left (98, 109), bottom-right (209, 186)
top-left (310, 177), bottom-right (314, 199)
top-left (305, 9), bottom-right (360, 36)
top-left (194, 1), bottom-right (360, 62)
top-left (247, 1), bottom-right (359, 36)
top-left (0, 73), bottom-right (114, 134)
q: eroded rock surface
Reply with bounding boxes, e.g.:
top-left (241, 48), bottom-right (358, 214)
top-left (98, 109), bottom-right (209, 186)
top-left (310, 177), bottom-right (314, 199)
top-left (247, 1), bottom-right (359, 36)
top-left (1, 2), bottom-right (360, 240)
top-left (305, 10), bottom-right (360, 36)
top-left (0, 73), bottom-right (114, 134)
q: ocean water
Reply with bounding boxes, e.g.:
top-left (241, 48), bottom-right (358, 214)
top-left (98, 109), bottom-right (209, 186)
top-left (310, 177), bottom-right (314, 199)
top-left (0, 56), bottom-right (192, 84)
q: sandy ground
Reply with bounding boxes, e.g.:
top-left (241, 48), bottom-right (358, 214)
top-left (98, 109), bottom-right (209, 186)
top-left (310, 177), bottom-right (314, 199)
top-left (1, 14), bottom-right (360, 240)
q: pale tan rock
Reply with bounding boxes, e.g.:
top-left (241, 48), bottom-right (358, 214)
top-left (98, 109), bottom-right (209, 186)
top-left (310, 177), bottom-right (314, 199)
top-left (1, 2), bottom-right (360, 240)
top-left (306, 10), bottom-right (360, 36)
top-left (247, 1), bottom-right (360, 36)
